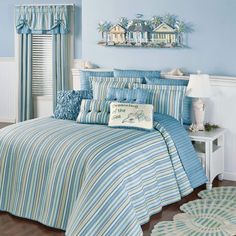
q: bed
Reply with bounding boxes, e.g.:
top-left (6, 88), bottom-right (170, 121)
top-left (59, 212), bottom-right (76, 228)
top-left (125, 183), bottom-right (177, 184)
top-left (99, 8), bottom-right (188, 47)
top-left (0, 114), bottom-right (207, 236)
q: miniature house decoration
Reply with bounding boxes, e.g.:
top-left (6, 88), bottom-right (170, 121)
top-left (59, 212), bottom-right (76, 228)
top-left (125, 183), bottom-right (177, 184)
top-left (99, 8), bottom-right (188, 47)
top-left (98, 14), bottom-right (192, 48)
top-left (109, 24), bottom-right (126, 44)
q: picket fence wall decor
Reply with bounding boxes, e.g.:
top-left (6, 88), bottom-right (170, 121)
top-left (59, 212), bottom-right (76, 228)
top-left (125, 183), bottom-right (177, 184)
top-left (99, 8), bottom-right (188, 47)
top-left (97, 14), bottom-right (193, 48)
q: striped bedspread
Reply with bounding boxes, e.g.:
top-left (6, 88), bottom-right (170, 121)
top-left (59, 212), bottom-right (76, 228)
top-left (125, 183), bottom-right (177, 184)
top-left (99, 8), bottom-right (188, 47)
top-left (0, 117), bottom-right (207, 236)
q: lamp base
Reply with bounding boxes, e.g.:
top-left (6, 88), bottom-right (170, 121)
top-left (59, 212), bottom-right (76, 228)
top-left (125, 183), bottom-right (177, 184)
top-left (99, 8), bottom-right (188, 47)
top-left (189, 123), bottom-right (205, 132)
top-left (189, 98), bottom-right (205, 132)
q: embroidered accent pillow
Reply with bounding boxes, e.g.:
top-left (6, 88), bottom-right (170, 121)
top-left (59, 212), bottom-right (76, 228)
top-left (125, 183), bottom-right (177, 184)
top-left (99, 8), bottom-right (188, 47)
top-left (90, 77), bottom-right (143, 100)
top-left (130, 84), bottom-right (186, 123)
top-left (145, 77), bottom-right (192, 125)
top-left (76, 99), bottom-right (111, 125)
top-left (106, 88), bottom-right (149, 104)
top-left (54, 90), bottom-right (92, 121)
top-left (109, 102), bottom-right (153, 130)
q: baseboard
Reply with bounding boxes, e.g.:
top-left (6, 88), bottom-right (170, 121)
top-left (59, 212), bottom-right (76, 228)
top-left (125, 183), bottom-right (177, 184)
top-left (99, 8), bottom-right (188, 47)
top-left (0, 118), bottom-right (16, 123)
top-left (224, 171), bottom-right (236, 181)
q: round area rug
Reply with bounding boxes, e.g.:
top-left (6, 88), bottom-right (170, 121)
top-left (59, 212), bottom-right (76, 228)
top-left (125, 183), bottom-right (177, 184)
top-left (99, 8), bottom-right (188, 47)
top-left (180, 199), bottom-right (236, 223)
top-left (151, 187), bottom-right (236, 236)
top-left (152, 212), bottom-right (236, 236)
top-left (198, 186), bottom-right (236, 202)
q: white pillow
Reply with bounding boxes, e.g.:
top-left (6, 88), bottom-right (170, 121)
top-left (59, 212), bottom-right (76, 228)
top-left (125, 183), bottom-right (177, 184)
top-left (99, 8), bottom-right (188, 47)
top-left (109, 102), bottom-right (153, 130)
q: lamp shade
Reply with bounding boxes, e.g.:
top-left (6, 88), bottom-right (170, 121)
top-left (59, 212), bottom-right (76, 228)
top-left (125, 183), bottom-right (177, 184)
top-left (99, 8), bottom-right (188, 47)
top-left (186, 74), bottom-right (211, 98)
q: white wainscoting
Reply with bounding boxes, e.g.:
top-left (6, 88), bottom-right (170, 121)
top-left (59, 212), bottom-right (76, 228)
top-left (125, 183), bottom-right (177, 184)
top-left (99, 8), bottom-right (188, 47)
top-left (0, 57), bottom-right (17, 123)
top-left (33, 96), bottom-right (53, 118)
top-left (0, 57), bottom-right (53, 122)
top-left (206, 81), bottom-right (236, 181)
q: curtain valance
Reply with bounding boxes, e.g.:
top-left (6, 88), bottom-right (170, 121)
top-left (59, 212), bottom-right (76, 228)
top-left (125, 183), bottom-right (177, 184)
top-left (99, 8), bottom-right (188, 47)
top-left (15, 5), bottom-right (70, 34)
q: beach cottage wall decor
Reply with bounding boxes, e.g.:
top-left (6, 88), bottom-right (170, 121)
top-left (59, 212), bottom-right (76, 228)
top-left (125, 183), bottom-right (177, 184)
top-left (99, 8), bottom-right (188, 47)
top-left (97, 14), bottom-right (193, 48)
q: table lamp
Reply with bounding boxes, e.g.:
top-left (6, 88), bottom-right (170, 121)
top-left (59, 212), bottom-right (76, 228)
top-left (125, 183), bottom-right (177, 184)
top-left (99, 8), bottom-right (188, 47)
top-left (186, 72), bottom-right (211, 131)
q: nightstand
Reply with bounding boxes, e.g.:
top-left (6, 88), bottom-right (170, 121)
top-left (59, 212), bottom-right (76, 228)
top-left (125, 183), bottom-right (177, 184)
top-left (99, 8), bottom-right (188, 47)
top-left (188, 128), bottom-right (225, 190)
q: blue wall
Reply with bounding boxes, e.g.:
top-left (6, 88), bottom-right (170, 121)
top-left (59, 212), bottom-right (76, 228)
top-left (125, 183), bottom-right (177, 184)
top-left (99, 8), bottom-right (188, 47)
top-left (0, 0), bottom-right (82, 58)
top-left (82, 0), bottom-right (236, 76)
top-left (0, 0), bottom-right (236, 76)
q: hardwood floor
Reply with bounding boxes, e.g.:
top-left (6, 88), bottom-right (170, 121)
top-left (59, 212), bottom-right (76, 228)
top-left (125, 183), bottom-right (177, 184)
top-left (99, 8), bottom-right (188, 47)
top-left (0, 213), bottom-right (64, 236)
top-left (0, 180), bottom-right (235, 236)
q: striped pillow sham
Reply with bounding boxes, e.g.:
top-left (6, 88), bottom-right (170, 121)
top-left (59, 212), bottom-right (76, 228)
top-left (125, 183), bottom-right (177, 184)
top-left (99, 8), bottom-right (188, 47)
top-left (79, 69), bottom-right (114, 90)
top-left (131, 83), bottom-right (186, 122)
top-left (90, 77), bottom-right (143, 100)
top-left (76, 99), bottom-right (111, 125)
top-left (114, 69), bottom-right (161, 79)
top-left (145, 77), bottom-right (192, 125)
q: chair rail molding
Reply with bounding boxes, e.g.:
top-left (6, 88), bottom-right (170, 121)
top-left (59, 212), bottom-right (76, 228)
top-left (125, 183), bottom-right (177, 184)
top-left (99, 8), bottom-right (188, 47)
top-left (161, 73), bottom-right (236, 87)
top-left (71, 61), bottom-right (236, 88)
top-left (0, 57), bottom-right (15, 62)
top-left (209, 76), bottom-right (236, 87)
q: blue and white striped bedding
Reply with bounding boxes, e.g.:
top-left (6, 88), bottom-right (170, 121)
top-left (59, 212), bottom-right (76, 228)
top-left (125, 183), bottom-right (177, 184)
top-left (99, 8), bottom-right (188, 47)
top-left (0, 116), bottom-right (207, 236)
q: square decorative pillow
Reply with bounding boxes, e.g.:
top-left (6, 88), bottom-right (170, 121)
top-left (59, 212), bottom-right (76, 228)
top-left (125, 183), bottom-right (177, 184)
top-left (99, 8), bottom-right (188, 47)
top-left (54, 90), bottom-right (92, 120)
top-left (90, 77), bottom-right (143, 100)
top-left (77, 99), bottom-right (111, 125)
top-left (109, 102), bottom-right (153, 130)
top-left (79, 69), bottom-right (114, 90)
top-left (114, 69), bottom-right (161, 79)
top-left (145, 77), bottom-right (192, 125)
top-left (130, 84), bottom-right (186, 123)
top-left (106, 88), bottom-right (149, 104)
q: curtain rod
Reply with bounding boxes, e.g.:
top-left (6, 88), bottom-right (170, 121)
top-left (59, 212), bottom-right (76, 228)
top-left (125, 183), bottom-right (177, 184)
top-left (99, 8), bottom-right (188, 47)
top-left (15, 4), bottom-right (75, 7)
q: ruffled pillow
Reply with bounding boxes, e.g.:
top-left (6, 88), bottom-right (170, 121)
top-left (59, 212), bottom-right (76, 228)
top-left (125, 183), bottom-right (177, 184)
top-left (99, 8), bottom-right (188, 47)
top-left (54, 90), bottom-right (92, 120)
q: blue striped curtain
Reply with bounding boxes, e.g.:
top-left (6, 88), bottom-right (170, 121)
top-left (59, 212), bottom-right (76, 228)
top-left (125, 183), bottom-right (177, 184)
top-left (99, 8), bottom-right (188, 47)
top-left (18, 34), bottom-right (33, 122)
top-left (15, 5), bottom-right (70, 34)
top-left (15, 5), bottom-right (71, 121)
top-left (52, 34), bottom-right (69, 109)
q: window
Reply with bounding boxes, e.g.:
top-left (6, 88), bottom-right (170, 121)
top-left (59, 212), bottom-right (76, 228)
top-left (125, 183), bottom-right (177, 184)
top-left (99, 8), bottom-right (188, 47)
top-left (16, 5), bottom-right (74, 120)
top-left (32, 34), bottom-right (53, 96)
